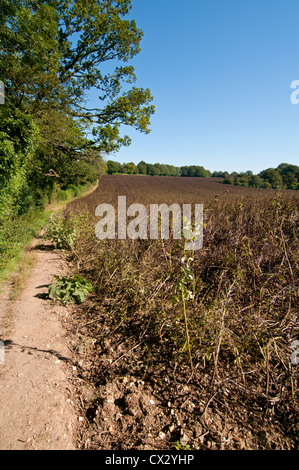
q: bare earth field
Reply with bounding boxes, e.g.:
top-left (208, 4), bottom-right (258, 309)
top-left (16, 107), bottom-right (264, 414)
top-left (67, 175), bottom-right (280, 211)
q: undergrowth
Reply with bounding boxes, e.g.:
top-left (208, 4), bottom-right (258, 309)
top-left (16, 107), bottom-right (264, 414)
top-left (0, 207), bottom-right (51, 282)
top-left (48, 190), bottom-right (298, 450)
top-left (0, 180), bottom-right (98, 286)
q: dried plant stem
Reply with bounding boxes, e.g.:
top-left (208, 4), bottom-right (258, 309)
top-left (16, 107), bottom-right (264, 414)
top-left (212, 303), bottom-right (227, 382)
top-left (181, 286), bottom-right (193, 371)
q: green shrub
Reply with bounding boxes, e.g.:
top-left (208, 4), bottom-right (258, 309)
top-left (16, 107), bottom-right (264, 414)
top-left (56, 190), bottom-right (69, 201)
top-left (48, 274), bottom-right (93, 304)
top-left (45, 214), bottom-right (77, 250)
top-left (66, 184), bottom-right (80, 197)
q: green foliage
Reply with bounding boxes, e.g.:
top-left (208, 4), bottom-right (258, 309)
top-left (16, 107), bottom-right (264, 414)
top-left (45, 214), bottom-right (77, 250)
top-left (1, 0), bottom-right (155, 156)
top-left (222, 164), bottom-right (298, 189)
top-left (56, 189), bottom-right (70, 202)
top-left (277, 163), bottom-right (299, 189)
top-left (174, 441), bottom-right (191, 450)
top-left (0, 0), bottom-right (154, 235)
top-left (137, 160), bottom-right (147, 175)
top-left (259, 168), bottom-right (283, 189)
top-left (123, 162), bottom-right (138, 174)
top-left (212, 170), bottom-right (229, 178)
top-left (181, 165), bottom-right (210, 177)
top-left (0, 207), bottom-right (51, 272)
top-left (106, 160), bottom-right (217, 178)
top-left (107, 160), bottom-right (123, 174)
top-left (0, 107), bottom-right (38, 222)
top-left (66, 184), bottom-right (80, 197)
top-left (48, 274), bottom-right (93, 305)
top-left (0, 0), bottom-right (155, 272)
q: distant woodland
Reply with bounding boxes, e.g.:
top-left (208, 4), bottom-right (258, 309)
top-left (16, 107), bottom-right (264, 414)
top-left (107, 160), bottom-right (299, 190)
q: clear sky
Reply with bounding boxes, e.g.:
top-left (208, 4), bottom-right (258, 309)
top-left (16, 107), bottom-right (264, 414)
top-left (99, 0), bottom-right (299, 174)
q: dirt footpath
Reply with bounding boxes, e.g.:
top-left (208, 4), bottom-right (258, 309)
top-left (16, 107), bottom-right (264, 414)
top-left (0, 240), bottom-right (77, 450)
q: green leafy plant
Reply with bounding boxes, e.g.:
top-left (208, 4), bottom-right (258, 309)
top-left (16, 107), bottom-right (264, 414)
top-left (174, 441), bottom-right (191, 450)
top-left (45, 215), bottom-right (77, 250)
top-left (48, 274), bottom-right (93, 304)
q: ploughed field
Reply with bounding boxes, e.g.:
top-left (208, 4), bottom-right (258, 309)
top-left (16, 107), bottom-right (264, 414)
top-left (67, 174), bottom-right (285, 211)
top-left (59, 175), bottom-right (298, 450)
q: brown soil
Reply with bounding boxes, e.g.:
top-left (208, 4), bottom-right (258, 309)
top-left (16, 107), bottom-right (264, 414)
top-left (0, 237), bottom-right (78, 450)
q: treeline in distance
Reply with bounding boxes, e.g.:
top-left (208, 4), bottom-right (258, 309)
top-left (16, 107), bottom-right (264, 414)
top-left (106, 160), bottom-right (299, 190)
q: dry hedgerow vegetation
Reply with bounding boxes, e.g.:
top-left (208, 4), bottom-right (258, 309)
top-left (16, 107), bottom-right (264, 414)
top-left (49, 175), bottom-right (298, 450)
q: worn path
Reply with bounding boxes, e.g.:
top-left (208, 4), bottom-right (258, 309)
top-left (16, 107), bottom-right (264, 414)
top-left (0, 238), bottom-right (77, 450)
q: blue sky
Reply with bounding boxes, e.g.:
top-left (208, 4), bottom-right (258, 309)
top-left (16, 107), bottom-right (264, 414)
top-left (99, 0), bottom-right (299, 174)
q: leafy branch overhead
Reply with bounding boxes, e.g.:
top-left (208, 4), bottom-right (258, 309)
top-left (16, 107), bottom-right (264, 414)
top-left (55, 0), bottom-right (155, 150)
top-left (0, 0), bottom-right (155, 205)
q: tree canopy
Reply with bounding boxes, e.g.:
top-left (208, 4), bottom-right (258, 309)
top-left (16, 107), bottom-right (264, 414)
top-left (222, 164), bottom-right (298, 190)
top-left (0, 0), bottom-right (155, 210)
